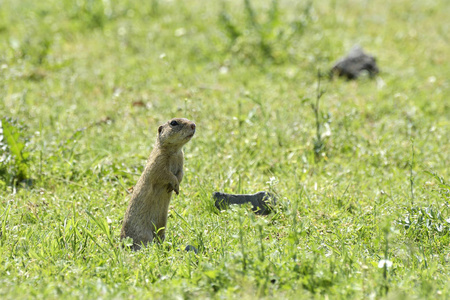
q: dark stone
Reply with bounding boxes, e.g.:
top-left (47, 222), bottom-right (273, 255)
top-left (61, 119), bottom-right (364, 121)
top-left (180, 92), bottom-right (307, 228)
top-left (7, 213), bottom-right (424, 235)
top-left (213, 191), bottom-right (277, 215)
top-left (330, 46), bottom-right (379, 80)
top-left (185, 245), bottom-right (198, 254)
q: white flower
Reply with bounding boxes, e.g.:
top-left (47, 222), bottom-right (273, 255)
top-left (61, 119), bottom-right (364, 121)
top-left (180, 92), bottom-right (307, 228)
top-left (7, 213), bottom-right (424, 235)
top-left (378, 259), bottom-right (393, 268)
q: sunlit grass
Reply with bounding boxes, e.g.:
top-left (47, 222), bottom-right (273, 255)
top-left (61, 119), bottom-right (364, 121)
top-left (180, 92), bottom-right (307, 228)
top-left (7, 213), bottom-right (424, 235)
top-left (1, 0), bottom-right (449, 298)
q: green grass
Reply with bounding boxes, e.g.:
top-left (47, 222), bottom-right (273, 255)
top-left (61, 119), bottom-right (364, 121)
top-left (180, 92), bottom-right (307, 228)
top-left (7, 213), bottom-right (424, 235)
top-left (1, 0), bottom-right (449, 298)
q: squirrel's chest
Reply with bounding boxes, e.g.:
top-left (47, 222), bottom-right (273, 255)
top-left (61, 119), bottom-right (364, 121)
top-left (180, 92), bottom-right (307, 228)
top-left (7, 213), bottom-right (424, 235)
top-left (168, 155), bottom-right (183, 174)
top-left (169, 162), bottom-right (180, 174)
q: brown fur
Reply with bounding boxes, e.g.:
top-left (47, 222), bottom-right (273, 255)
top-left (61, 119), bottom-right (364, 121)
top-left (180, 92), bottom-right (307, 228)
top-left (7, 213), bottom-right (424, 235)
top-left (120, 118), bottom-right (196, 250)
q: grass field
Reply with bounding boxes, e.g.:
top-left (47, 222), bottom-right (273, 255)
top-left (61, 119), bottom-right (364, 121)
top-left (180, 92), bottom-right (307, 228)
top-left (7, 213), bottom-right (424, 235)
top-left (1, 0), bottom-right (449, 298)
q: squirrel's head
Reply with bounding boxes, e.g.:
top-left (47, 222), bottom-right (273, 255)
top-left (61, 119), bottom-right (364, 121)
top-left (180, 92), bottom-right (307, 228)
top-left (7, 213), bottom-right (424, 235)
top-left (157, 118), bottom-right (196, 148)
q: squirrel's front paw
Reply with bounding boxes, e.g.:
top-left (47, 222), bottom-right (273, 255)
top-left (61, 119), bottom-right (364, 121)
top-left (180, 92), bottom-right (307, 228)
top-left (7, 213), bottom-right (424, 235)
top-left (167, 180), bottom-right (180, 195)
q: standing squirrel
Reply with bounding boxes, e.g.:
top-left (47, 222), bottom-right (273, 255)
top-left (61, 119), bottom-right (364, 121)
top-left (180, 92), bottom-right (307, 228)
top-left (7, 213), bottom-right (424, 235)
top-left (121, 118), bottom-right (196, 250)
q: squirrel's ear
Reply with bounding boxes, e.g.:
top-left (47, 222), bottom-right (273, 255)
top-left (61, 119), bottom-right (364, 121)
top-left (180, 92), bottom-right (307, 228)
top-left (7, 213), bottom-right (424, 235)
top-left (158, 125), bottom-right (163, 135)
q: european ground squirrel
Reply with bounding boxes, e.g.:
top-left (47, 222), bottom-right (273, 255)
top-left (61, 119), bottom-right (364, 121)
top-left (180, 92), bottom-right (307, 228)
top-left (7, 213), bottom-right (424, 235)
top-left (121, 118), bottom-right (196, 250)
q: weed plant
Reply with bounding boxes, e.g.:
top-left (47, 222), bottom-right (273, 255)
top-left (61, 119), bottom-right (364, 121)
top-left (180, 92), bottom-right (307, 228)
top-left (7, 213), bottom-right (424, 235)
top-left (0, 0), bottom-right (449, 298)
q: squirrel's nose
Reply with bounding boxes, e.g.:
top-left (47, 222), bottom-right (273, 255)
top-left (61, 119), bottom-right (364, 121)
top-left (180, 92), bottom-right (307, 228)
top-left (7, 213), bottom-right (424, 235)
top-left (191, 123), bottom-right (196, 130)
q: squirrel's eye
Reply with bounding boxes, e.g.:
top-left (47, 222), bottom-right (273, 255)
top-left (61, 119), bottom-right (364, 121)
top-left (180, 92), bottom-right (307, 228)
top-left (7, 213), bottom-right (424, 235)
top-left (170, 120), bottom-right (179, 126)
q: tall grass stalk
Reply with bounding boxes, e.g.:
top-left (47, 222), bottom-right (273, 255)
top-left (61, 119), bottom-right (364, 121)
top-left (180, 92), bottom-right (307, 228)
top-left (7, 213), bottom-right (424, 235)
top-left (311, 69), bottom-right (326, 161)
top-left (409, 139), bottom-right (415, 206)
